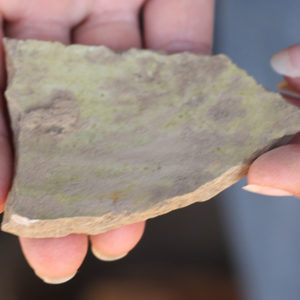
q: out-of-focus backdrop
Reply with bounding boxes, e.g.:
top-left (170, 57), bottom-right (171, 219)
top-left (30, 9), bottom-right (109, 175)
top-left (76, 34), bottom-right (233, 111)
top-left (1, 1), bottom-right (300, 299)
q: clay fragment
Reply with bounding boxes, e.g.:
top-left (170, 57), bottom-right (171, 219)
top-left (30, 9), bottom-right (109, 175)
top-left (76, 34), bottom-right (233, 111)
top-left (2, 38), bottom-right (300, 238)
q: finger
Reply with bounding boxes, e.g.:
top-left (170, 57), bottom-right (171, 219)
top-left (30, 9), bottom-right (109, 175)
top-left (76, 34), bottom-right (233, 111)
top-left (285, 77), bottom-right (300, 93)
top-left (247, 46), bottom-right (300, 198)
top-left (19, 234), bottom-right (88, 284)
top-left (2, 5), bottom-right (90, 283)
top-left (73, 0), bottom-right (146, 262)
top-left (289, 132), bottom-right (300, 144)
top-left (271, 44), bottom-right (300, 78)
top-left (90, 222), bottom-right (145, 261)
top-left (72, 0), bottom-right (144, 49)
top-left (269, 46), bottom-right (300, 106)
top-left (5, 20), bottom-right (71, 43)
top-left (2, 0), bottom-right (89, 43)
top-left (144, 0), bottom-right (215, 54)
top-left (4, 16), bottom-right (70, 44)
top-left (245, 144), bottom-right (300, 197)
top-left (0, 15), bottom-right (13, 212)
top-left (0, 128), bottom-right (13, 212)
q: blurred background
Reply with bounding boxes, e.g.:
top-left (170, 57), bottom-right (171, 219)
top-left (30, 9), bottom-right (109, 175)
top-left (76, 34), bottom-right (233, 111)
top-left (1, 1), bottom-right (300, 299)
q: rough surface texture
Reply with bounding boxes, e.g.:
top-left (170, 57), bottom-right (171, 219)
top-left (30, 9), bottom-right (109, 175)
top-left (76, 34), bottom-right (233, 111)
top-left (2, 38), bottom-right (300, 238)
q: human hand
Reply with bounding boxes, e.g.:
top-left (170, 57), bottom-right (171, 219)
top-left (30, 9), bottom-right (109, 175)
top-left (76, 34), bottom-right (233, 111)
top-left (0, 0), bottom-right (215, 283)
top-left (245, 45), bottom-right (300, 198)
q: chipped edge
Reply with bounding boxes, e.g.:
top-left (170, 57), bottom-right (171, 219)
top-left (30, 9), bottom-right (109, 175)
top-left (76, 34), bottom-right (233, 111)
top-left (2, 163), bottom-right (249, 238)
top-left (11, 214), bottom-right (40, 226)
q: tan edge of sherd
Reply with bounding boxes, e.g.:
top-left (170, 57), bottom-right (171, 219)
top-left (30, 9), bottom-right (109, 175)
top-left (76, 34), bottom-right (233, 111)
top-left (2, 164), bottom-right (249, 238)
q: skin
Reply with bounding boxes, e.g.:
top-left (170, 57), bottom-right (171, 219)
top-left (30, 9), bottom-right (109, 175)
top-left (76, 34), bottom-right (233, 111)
top-left (0, 0), bottom-right (296, 281)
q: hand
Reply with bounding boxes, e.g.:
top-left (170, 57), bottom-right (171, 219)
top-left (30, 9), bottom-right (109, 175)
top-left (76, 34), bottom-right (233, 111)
top-left (0, 0), bottom-right (215, 283)
top-left (246, 45), bottom-right (300, 198)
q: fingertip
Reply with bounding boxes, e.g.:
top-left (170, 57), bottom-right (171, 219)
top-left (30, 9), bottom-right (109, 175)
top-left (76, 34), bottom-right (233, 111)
top-left (90, 221), bottom-right (146, 260)
top-left (35, 272), bottom-right (77, 285)
top-left (91, 246), bottom-right (128, 262)
top-left (19, 234), bottom-right (88, 281)
top-left (271, 44), bottom-right (300, 78)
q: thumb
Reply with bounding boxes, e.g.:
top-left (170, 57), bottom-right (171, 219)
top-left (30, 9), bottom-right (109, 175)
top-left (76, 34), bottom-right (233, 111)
top-left (246, 144), bottom-right (300, 198)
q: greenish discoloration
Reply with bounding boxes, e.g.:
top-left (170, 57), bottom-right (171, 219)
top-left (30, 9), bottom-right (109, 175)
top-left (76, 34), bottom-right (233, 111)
top-left (2, 38), bottom-right (300, 238)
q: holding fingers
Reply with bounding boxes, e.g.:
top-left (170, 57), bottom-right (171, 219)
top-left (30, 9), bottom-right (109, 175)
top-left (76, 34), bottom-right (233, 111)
top-left (246, 44), bottom-right (300, 198)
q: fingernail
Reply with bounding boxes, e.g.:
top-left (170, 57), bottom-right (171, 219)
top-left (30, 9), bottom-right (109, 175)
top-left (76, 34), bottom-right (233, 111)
top-left (91, 246), bottom-right (128, 262)
top-left (271, 49), bottom-right (300, 78)
top-left (165, 41), bottom-right (210, 55)
top-left (35, 272), bottom-right (76, 284)
top-left (242, 184), bottom-right (293, 197)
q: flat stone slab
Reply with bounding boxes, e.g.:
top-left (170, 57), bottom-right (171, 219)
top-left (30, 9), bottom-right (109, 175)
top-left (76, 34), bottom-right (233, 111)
top-left (2, 39), bottom-right (300, 238)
